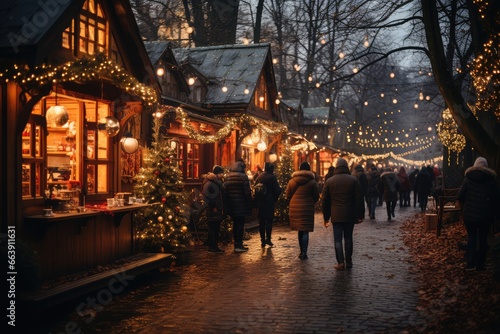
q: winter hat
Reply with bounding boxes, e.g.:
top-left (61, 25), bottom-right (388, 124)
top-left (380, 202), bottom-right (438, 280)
top-left (299, 162), bottom-right (311, 171)
top-left (264, 162), bottom-right (274, 173)
top-left (212, 165), bottom-right (224, 175)
top-left (336, 158), bottom-right (348, 168)
top-left (473, 157), bottom-right (488, 168)
top-left (370, 163), bottom-right (377, 171)
top-left (355, 164), bottom-right (364, 172)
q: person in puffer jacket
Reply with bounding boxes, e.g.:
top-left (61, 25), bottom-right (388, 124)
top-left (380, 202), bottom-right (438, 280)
top-left (322, 158), bottom-right (365, 270)
top-left (201, 165), bottom-right (226, 253)
top-left (378, 167), bottom-right (401, 220)
top-left (458, 157), bottom-right (499, 271)
top-left (255, 162), bottom-right (282, 248)
top-left (285, 162), bottom-right (320, 260)
top-left (223, 158), bottom-right (253, 253)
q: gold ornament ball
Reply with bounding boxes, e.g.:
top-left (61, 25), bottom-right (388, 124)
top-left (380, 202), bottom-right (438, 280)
top-left (157, 216), bottom-right (163, 222)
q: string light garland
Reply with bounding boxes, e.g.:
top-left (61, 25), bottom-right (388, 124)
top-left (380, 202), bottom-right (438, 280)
top-left (0, 53), bottom-right (158, 106)
top-left (437, 108), bottom-right (467, 153)
top-left (156, 105), bottom-right (288, 143)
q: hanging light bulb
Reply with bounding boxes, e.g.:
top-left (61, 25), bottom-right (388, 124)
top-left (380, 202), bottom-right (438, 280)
top-left (98, 116), bottom-right (120, 137)
top-left (257, 140), bottom-right (267, 152)
top-left (120, 132), bottom-right (139, 154)
top-left (46, 84), bottom-right (69, 127)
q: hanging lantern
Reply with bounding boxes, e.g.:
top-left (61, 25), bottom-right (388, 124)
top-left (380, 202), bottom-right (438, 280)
top-left (46, 105), bottom-right (69, 127)
top-left (250, 128), bottom-right (261, 144)
top-left (98, 116), bottom-right (120, 137)
top-left (257, 140), bottom-right (267, 152)
top-left (120, 132), bottom-right (139, 154)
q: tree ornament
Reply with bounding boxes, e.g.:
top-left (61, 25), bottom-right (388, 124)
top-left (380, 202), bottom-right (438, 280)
top-left (161, 197), bottom-right (166, 203)
top-left (164, 157), bottom-right (170, 164)
top-left (168, 215), bottom-right (173, 220)
top-left (155, 170), bottom-right (160, 176)
top-left (175, 206), bottom-right (180, 213)
top-left (157, 216), bottom-right (163, 222)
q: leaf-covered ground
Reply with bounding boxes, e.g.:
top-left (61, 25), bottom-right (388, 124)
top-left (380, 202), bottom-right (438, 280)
top-left (401, 213), bottom-right (500, 333)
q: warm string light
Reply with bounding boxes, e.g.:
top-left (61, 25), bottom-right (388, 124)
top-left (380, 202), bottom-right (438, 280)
top-left (437, 108), bottom-right (467, 153)
top-left (0, 53), bottom-right (158, 106)
top-left (155, 106), bottom-right (288, 144)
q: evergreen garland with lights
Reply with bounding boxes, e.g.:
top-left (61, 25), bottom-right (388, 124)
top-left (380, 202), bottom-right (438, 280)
top-left (274, 141), bottom-right (295, 225)
top-left (133, 112), bottom-right (192, 253)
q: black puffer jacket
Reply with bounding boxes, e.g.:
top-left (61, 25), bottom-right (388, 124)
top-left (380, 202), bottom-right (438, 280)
top-left (255, 171), bottom-right (282, 218)
top-left (223, 161), bottom-right (253, 217)
top-left (322, 165), bottom-right (365, 223)
top-left (285, 170), bottom-right (319, 232)
top-left (458, 165), bottom-right (498, 224)
top-left (366, 168), bottom-right (380, 197)
top-left (201, 173), bottom-right (226, 222)
top-left (378, 170), bottom-right (400, 202)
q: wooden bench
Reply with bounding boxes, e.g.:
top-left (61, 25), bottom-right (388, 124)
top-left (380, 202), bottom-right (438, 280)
top-left (22, 253), bottom-right (173, 312)
top-left (436, 188), bottom-right (462, 237)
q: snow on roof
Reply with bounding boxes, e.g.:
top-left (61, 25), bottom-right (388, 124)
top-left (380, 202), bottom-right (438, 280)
top-left (0, 0), bottom-right (70, 50)
top-left (302, 107), bottom-right (330, 125)
top-left (143, 41), bottom-right (171, 66)
top-left (172, 44), bottom-right (271, 105)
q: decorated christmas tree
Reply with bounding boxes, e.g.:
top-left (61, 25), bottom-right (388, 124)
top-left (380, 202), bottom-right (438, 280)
top-left (134, 109), bottom-right (192, 253)
top-left (274, 141), bottom-right (295, 225)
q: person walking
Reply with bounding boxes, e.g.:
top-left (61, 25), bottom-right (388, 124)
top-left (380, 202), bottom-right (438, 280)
top-left (397, 166), bottom-right (411, 207)
top-left (409, 167), bottom-right (419, 208)
top-left (324, 166), bottom-right (335, 182)
top-left (458, 157), bottom-right (499, 271)
top-left (378, 167), bottom-right (401, 220)
top-left (352, 164), bottom-right (369, 210)
top-left (223, 158), bottom-right (253, 253)
top-left (322, 158), bottom-right (365, 270)
top-left (366, 164), bottom-right (381, 219)
top-left (285, 162), bottom-right (320, 260)
top-left (201, 165), bottom-right (226, 253)
top-left (414, 165), bottom-right (432, 212)
top-left (254, 162), bottom-right (282, 248)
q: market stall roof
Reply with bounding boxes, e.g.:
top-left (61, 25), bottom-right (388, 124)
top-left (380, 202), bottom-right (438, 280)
top-left (172, 44), bottom-right (276, 106)
top-left (302, 107), bottom-right (330, 125)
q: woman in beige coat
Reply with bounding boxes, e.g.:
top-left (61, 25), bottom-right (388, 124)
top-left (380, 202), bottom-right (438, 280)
top-left (285, 162), bottom-right (320, 260)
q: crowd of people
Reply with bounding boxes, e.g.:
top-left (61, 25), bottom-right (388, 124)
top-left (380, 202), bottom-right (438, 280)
top-left (200, 157), bottom-right (498, 272)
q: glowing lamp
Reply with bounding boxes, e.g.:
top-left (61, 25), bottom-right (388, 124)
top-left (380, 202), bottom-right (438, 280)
top-left (257, 140), bottom-right (267, 152)
top-left (121, 132), bottom-right (139, 154)
top-left (98, 116), bottom-right (120, 137)
top-left (46, 105), bottom-right (69, 127)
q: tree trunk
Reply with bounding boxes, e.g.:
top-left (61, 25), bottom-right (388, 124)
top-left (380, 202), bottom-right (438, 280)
top-left (421, 0), bottom-right (499, 172)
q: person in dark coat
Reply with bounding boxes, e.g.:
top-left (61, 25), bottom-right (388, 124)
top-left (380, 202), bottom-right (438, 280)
top-left (322, 158), bottom-right (365, 270)
top-left (285, 162), bottom-right (320, 260)
top-left (458, 157), bottom-right (499, 271)
top-left (366, 164), bottom-right (381, 219)
top-left (201, 165), bottom-right (226, 253)
top-left (408, 168), bottom-right (419, 208)
top-left (352, 164), bottom-right (369, 209)
top-left (378, 167), bottom-right (401, 220)
top-left (223, 158), bottom-right (253, 252)
top-left (414, 166), bottom-right (432, 212)
top-left (324, 166), bottom-right (335, 182)
top-left (397, 166), bottom-right (411, 207)
top-left (255, 162), bottom-right (282, 247)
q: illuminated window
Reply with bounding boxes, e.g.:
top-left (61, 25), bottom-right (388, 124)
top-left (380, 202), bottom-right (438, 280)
top-left (22, 95), bottom-right (114, 201)
top-left (253, 74), bottom-right (268, 110)
top-left (62, 0), bottom-right (108, 56)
